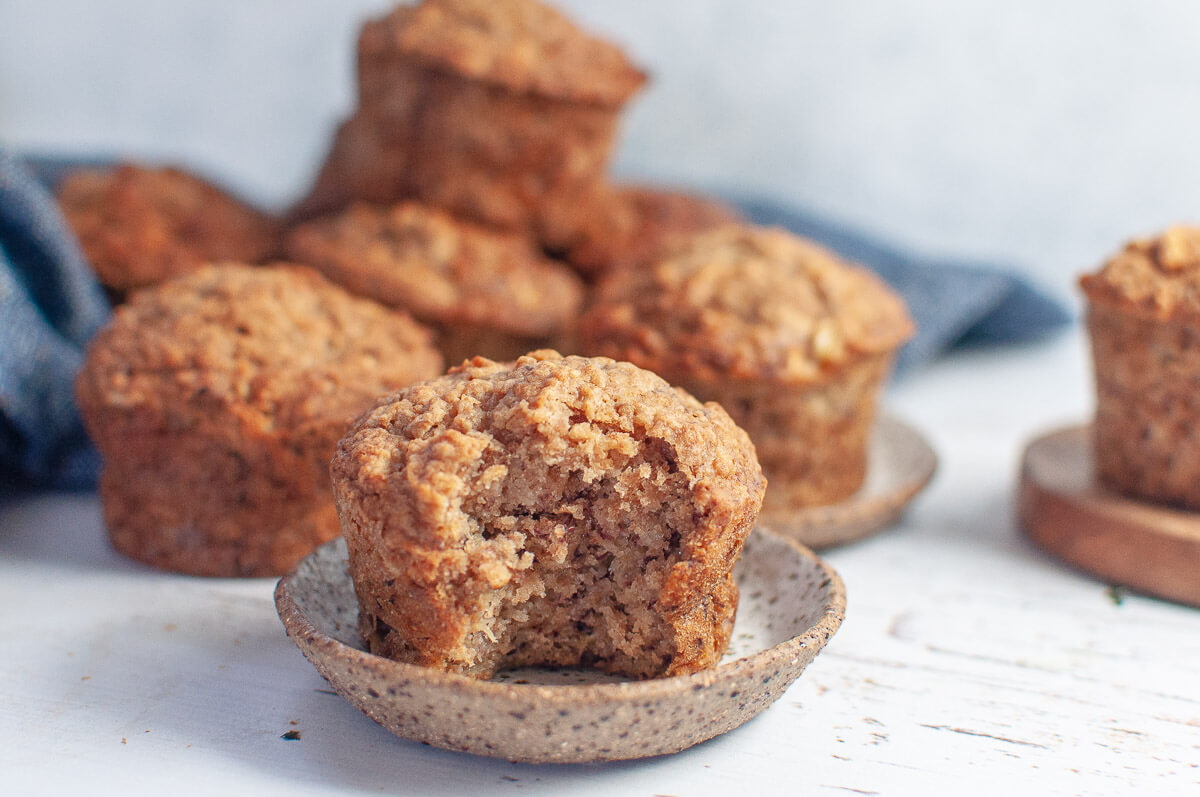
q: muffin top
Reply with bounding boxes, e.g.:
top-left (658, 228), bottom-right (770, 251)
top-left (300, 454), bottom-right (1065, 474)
top-left (562, 185), bottom-right (743, 276)
top-left (58, 164), bottom-right (278, 292)
top-left (1080, 225), bottom-right (1200, 322)
top-left (581, 224), bottom-right (915, 385)
top-left (77, 263), bottom-right (443, 432)
top-left (285, 202), bottom-right (584, 336)
top-left (333, 350), bottom-right (765, 542)
top-left (358, 0), bottom-right (646, 106)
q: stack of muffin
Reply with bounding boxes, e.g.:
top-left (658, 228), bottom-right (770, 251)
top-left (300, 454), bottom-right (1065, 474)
top-left (65, 0), bottom-right (915, 584)
top-left (284, 0), bottom-right (914, 521)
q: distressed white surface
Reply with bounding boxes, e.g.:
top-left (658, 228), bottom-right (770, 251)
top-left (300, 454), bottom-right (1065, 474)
top-left (3, 329), bottom-right (1199, 794)
top-left (3, 1), bottom-right (1200, 298)
top-left (3, 3), bottom-right (1200, 788)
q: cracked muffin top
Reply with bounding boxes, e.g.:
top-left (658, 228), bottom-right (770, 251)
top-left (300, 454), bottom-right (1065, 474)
top-left (358, 0), bottom-right (646, 105)
top-left (332, 350), bottom-right (765, 679)
top-left (77, 263), bottom-right (443, 433)
top-left (58, 164), bottom-right (279, 291)
top-left (581, 224), bottom-right (915, 385)
top-left (333, 350), bottom-right (765, 547)
top-left (1080, 225), bottom-right (1200, 322)
top-left (286, 202), bottom-right (584, 336)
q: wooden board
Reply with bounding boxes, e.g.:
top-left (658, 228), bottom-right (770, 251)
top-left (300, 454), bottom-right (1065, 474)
top-left (1018, 424), bottom-right (1200, 608)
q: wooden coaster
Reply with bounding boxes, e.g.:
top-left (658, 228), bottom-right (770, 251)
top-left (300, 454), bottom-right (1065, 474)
top-left (1018, 425), bottom-right (1200, 608)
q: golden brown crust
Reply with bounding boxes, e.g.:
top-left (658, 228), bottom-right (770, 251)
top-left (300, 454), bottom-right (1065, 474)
top-left (1080, 226), bottom-right (1200, 508)
top-left (556, 185), bottom-right (743, 279)
top-left (580, 224), bottom-right (911, 509)
top-left (688, 355), bottom-right (895, 512)
top-left (1086, 304), bottom-right (1200, 509)
top-left (76, 263), bottom-right (444, 576)
top-left (581, 224), bottom-right (914, 386)
top-left (57, 165), bottom-right (279, 292)
top-left (358, 0), bottom-right (646, 106)
top-left (332, 351), bottom-right (765, 679)
top-left (291, 67), bottom-right (624, 238)
top-left (1079, 225), bottom-right (1200, 323)
top-left (285, 202), bottom-right (583, 338)
top-left (292, 0), bottom-right (642, 246)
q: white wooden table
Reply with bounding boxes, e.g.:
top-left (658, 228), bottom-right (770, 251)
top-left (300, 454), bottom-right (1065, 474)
top-left (3, 328), bottom-right (1197, 794)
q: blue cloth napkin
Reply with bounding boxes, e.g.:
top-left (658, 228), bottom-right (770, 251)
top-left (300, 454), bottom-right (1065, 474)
top-left (0, 153), bottom-right (1070, 491)
top-left (0, 150), bottom-right (109, 490)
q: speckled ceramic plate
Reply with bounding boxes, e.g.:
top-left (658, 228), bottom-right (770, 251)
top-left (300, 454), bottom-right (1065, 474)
top-left (275, 530), bottom-right (845, 764)
top-left (759, 414), bottom-right (937, 550)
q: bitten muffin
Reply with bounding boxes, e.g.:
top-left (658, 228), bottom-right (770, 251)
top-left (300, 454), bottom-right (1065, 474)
top-left (76, 263), bottom-right (443, 577)
top-left (58, 164), bottom-right (279, 293)
top-left (285, 202), bottom-right (585, 364)
top-left (331, 351), bottom-right (766, 679)
top-left (1079, 225), bottom-right (1200, 509)
top-left (554, 184), bottom-right (742, 280)
top-left (291, 0), bottom-right (646, 252)
top-left (580, 225), bottom-right (914, 514)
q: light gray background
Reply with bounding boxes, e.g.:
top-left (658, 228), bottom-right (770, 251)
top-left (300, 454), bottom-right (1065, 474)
top-left (2, 0), bottom-right (1198, 299)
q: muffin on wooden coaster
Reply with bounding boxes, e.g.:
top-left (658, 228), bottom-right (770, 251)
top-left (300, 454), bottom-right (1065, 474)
top-left (331, 351), bottom-right (766, 679)
top-left (554, 184), bottom-right (742, 280)
top-left (1079, 225), bottom-right (1200, 509)
top-left (58, 164), bottom-right (279, 294)
top-left (580, 224), bottom-right (914, 514)
top-left (285, 202), bottom-right (585, 364)
top-left (292, 0), bottom-right (646, 252)
top-left (76, 263), bottom-right (443, 577)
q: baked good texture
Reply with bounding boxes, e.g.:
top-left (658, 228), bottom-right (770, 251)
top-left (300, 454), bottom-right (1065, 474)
top-left (285, 202), bottom-right (584, 364)
top-left (76, 263), bottom-right (443, 577)
top-left (291, 0), bottom-right (645, 252)
top-left (555, 185), bottom-right (742, 279)
top-left (331, 351), bottom-right (766, 679)
top-left (580, 224), bottom-right (914, 512)
top-left (1080, 225), bottom-right (1200, 508)
top-left (58, 164), bottom-right (279, 293)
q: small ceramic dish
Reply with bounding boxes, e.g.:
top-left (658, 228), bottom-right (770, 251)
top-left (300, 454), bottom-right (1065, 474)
top-left (275, 530), bottom-right (845, 764)
top-left (760, 414), bottom-right (937, 549)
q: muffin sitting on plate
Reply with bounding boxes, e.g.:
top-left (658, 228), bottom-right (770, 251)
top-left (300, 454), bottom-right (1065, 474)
top-left (581, 224), bottom-right (914, 515)
top-left (331, 351), bottom-right (765, 679)
top-left (1080, 224), bottom-right (1200, 509)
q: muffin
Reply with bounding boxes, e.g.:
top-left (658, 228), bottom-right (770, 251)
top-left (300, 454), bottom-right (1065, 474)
top-left (554, 184), bottom-right (743, 280)
top-left (331, 351), bottom-right (766, 679)
top-left (291, 0), bottom-right (646, 252)
top-left (1080, 225), bottom-right (1200, 509)
top-left (580, 224), bottom-right (914, 514)
top-left (285, 202), bottom-right (585, 364)
top-left (57, 164), bottom-right (279, 294)
top-left (75, 263), bottom-right (443, 577)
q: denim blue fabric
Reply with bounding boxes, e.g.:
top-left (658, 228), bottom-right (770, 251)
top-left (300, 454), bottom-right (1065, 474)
top-left (1, 155), bottom-right (1070, 490)
top-left (0, 150), bottom-right (109, 490)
